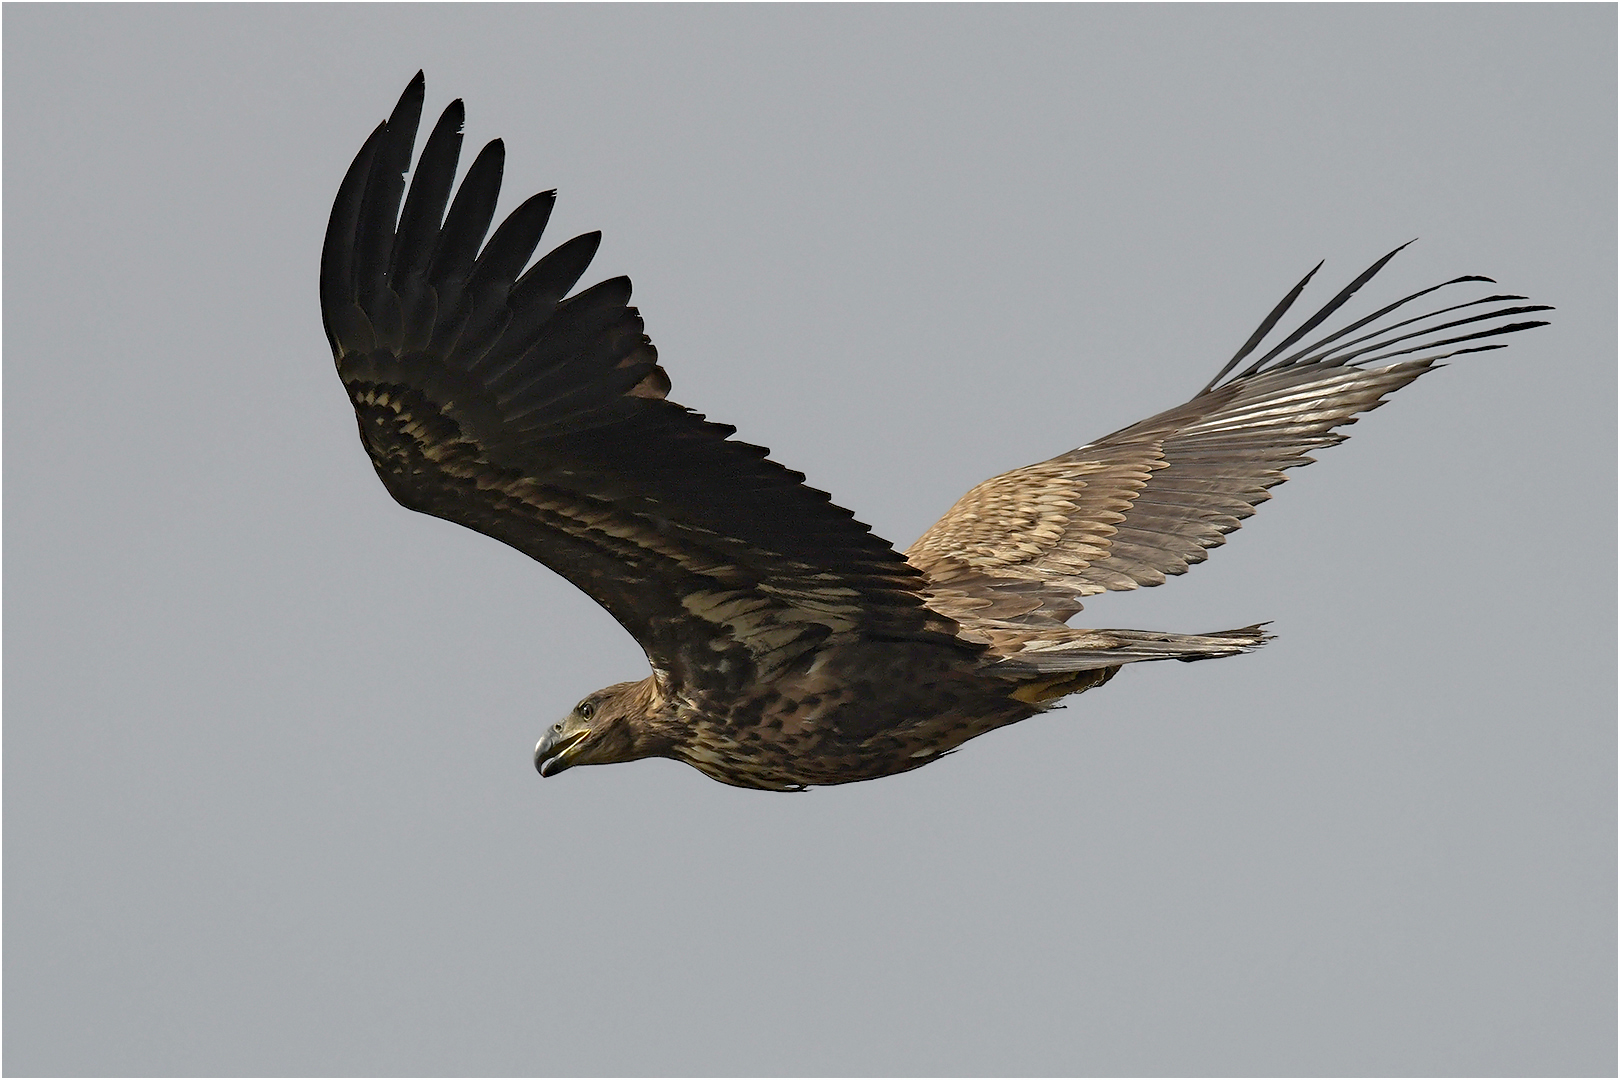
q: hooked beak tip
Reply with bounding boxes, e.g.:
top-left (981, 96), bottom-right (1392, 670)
top-left (534, 729), bottom-right (587, 778)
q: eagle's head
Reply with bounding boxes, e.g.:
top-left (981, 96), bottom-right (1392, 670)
top-left (533, 677), bottom-right (672, 778)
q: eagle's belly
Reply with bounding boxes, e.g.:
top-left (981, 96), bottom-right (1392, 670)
top-left (667, 647), bottom-right (1037, 790)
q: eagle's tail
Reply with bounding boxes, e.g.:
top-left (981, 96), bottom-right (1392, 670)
top-left (991, 623), bottom-right (1272, 704)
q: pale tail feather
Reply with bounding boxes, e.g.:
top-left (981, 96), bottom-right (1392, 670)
top-left (994, 623), bottom-right (1273, 675)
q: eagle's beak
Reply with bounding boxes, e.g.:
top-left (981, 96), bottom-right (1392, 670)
top-left (534, 728), bottom-right (588, 777)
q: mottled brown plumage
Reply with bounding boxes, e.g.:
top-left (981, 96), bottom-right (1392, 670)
top-left (322, 75), bottom-right (1549, 790)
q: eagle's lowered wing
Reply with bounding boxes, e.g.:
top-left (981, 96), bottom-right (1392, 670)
top-left (906, 249), bottom-right (1550, 626)
top-left (323, 75), bottom-right (962, 687)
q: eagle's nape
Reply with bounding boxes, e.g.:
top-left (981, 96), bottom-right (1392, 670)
top-left (322, 73), bottom-right (1549, 790)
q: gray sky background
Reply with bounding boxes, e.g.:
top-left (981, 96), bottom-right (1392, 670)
top-left (6, 5), bottom-right (1614, 1076)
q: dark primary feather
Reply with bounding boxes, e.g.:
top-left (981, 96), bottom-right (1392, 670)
top-left (321, 75), bottom-right (966, 692)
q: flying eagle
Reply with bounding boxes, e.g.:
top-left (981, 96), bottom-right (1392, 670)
top-left (322, 75), bottom-right (1549, 790)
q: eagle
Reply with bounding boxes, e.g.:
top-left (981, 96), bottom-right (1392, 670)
top-left (322, 74), bottom-right (1549, 791)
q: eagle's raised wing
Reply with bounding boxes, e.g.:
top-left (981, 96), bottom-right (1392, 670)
top-left (906, 247), bottom-right (1550, 626)
top-left (323, 75), bottom-right (964, 688)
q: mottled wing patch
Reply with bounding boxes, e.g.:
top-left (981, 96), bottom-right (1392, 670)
top-left (905, 250), bottom-right (1548, 637)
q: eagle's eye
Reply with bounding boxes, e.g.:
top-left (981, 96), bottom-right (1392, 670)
top-left (577, 701), bottom-right (594, 720)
